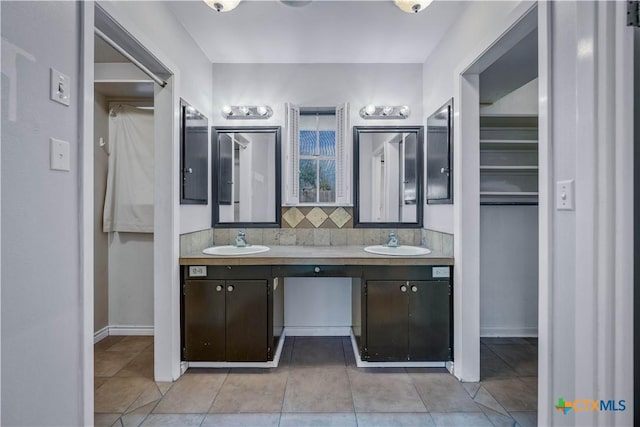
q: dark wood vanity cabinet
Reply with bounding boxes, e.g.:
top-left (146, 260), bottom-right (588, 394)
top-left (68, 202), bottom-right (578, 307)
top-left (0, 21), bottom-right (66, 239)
top-left (355, 266), bottom-right (453, 362)
top-left (182, 266), bottom-right (281, 362)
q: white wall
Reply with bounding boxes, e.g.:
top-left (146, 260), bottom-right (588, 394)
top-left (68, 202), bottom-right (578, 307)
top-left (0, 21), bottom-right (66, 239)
top-left (211, 63), bottom-right (423, 129)
top-left (480, 205), bottom-right (538, 336)
top-left (94, 92), bottom-right (109, 333)
top-left (480, 78), bottom-right (538, 116)
top-left (1, 2), bottom-right (83, 424)
top-left (422, 1), bottom-right (523, 233)
top-left (97, 1), bottom-right (214, 234)
top-left (108, 233), bottom-right (154, 329)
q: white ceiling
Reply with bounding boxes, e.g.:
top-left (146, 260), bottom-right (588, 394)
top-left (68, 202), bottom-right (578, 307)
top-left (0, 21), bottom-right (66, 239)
top-left (167, 0), bottom-right (467, 63)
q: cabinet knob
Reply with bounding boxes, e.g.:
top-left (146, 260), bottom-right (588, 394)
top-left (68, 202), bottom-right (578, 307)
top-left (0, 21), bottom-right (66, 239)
top-left (216, 285), bottom-right (223, 292)
top-left (227, 285), bottom-right (234, 292)
top-left (411, 285), bottom-right (418, 293)
top-left (314, 266), bottom-right (321, 273)
top-left (186, 167), bottom-right (193, 174)
top-left (400, 285), bottom-right (408, 293)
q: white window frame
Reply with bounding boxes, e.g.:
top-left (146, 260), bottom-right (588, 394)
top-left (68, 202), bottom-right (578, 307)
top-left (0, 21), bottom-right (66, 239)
top-left (283, 102), bottom-right (351, 206)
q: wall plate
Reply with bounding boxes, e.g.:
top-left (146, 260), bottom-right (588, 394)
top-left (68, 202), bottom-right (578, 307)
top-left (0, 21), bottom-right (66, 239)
top-left (50, 68), bottom-right (71, 106)
top-left (432, 267), bottom-right (450, 278)
top-left (188, 266), bottom-right (207, 277)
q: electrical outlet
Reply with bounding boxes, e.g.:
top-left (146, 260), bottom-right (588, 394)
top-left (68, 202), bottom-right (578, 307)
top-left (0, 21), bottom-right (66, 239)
top-left (50, 138), bottom-right (70, 171)
top-left (432, 267), bottom-right (450, 278)
top-left (556, 179), bottom-right (575, 210)
top-left (188, 266), bottom-right (207, 277)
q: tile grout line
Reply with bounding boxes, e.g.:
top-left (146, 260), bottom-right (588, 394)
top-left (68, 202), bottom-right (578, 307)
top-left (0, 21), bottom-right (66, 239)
top-left (339, 337), bottom-right (358, 426)
top-left (277, 336), bottom-right (295, 427)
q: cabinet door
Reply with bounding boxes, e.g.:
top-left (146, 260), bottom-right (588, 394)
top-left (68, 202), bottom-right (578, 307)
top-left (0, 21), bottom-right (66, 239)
top-left (184, 280), bottom-right (225, 361)
top-left (225, 280), bottom-right (269, 362)
top-left (366, 281), bottom-right (409, 361)
top-left (408, 281), bottom-right (451, 361)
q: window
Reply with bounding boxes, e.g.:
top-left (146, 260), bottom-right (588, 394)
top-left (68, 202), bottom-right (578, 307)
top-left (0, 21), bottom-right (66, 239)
top-left (284, 103), bottom-right (350, 205)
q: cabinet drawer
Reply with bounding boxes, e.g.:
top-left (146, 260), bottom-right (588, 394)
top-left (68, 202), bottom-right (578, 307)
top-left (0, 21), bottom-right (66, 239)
top-left (272, 265), bottom-right (362, 278)
top-left (362, 266), bottom-right (450, 281)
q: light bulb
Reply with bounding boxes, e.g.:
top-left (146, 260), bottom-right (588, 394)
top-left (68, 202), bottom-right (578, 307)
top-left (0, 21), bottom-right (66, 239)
top-left (399, 106), bottom-right (411, 117)
top-left (382, 106), bottom-right (394, 116)
top-left (364, 105), bottom-right (376, 116)
top-left (222, 105), bottom-right (232, 117)
top-left (257, 106), bottom-right (268, 116)
top-left (239, 106), bottom-right (250, 115)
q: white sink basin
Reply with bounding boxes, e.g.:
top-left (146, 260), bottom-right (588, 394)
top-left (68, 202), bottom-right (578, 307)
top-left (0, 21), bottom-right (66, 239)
top-left (202, 245), bottom-right (270, 256)
top-left (364, 245), bottom-right (431, 256)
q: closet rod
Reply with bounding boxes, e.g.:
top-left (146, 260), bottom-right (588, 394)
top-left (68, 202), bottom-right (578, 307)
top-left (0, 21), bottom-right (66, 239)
top-left (94, 28), bottom-right (167, 88)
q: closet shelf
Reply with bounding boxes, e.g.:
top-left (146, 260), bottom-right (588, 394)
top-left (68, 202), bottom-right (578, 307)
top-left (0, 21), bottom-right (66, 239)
top-left (480, 165), bottom-right (538, 171)
top-left (480, 191), bottom-right (539, 196)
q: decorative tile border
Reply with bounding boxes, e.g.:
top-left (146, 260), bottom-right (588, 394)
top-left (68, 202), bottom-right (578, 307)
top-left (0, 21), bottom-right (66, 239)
top-left (281, 207), bottom-right (354, 229)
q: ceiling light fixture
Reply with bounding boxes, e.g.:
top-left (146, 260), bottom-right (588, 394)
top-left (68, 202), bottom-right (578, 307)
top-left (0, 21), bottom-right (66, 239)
top-left (280, 0), bottom-right (313, 7)
top-left (359, 105), bottom-right (411, 120)
top-left (394, 0), bottom-right (432, 14)
top-left (204, 0), bottom-right (241, 12)
top-left (222, 105), bottom-right (273, 120)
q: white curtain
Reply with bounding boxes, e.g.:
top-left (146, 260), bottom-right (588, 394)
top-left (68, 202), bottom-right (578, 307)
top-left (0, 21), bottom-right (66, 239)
top-left (103, 104), bottom-right (154, 233)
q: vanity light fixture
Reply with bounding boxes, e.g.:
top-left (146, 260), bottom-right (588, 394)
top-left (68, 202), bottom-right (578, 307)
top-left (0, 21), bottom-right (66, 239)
top-left (222, 105), bottom-right (273, 120)
top-left (394, 0), bottom-right (432, 14)
top-left (359, 105), bottom-right (411, 120)
top-left (204, 0), bottom-right (241, 12)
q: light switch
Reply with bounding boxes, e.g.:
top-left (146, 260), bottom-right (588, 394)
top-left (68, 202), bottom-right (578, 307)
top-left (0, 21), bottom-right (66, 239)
top-left (50, 138), bottom-right (70, 171)
top-left (50, 68), bottom-right (71, 106)
top-left (556, 179), bottom-right (574, 210)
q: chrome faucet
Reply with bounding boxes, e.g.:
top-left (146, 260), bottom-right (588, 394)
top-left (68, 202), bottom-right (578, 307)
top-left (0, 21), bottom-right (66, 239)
top-left (235, 230), bottom-right (248, 247)
top-left (386, 232), bottom-right (399, 248)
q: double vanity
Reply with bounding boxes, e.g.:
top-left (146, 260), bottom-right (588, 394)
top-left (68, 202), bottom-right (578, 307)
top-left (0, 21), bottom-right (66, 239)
top-left (179, 242), bottom-right (454, 368)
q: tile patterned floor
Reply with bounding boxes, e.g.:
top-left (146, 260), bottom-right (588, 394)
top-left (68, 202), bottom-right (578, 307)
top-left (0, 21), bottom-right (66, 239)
top-left (95, 336), bottom-right (537, 427)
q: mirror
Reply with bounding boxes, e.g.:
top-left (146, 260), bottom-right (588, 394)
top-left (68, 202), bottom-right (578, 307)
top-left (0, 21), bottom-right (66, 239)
top-left (426, 99), bottom-right (453, 204)
top-left (212, 127), bottom-right (281, 227)
top-left (354, 126), bottom-right (424, 227)
top-left (180, 100), bottom-right (208, 204)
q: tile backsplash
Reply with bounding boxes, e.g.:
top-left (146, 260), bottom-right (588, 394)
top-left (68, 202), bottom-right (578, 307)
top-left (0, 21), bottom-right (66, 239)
top-left (282, 207), bottom-right (353, 229)
top-left (180, 224), bottom-right (453, 257)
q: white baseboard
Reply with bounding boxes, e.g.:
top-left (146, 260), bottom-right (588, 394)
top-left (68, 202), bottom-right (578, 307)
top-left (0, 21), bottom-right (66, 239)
top-left (284, 326), bottom-right (351, 336)
top-left (94, 325), bottom-right (154, 342)
top-left (93, 326), bottom-right (109, 343)
top-left (108, 325), bottom-right (154, 336)
top-left (480, 326), bottom-right (538, 337)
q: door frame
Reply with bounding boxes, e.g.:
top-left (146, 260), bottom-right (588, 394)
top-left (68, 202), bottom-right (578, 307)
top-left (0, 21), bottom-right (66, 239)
top-left (80, 2), bottom-right (182, 423)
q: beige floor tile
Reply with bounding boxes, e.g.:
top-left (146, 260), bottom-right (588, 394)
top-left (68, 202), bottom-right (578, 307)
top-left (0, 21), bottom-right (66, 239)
top-left (95, 377), bottom-right (110, 391)
top-left (141, 414), bottom-right (204, 426)
top-left (473, 386), bottom-right (509, 416)
top-left (95, 336), bottom-right (126, 352)
top-left (108, 336), bottom-right (154, 353)
top-left (462, 382), bottom-right (480, 399)
top-left (282, 367), bottom-right (353, 412)
top-left (356, 412), bottom-right (435, 427)
top-left (510, 411), bottom-right (537, 427)
top-left (95, 351), bottom-right (139, 377)
top-left (153, 372), bottom-right (227, 413)
top-left (95, 413), bottom-right (121, 427)
top-left (486, 344), bottom-right (537, 376)
top-left (202, 413), bottom-right (281, 426)
top-left (155, 381), bottom-right (173, 396)
top-left (116, 351), bottom-right (154, 379)
top-left (95, 377), bottom-right (154, 413)
top-left (210, 369), bottom-right (287, 413)
top-left (481, 378), bottom-right (537, 412)
top-left (121, 401), bottom-right (157, 427)
top-left (480, 345), bottom-right (518, 380)
top-left (126, 382), bottom-right (162, 413)
top-left (409, 373), bottom-right (480, 413)
top-left (430, 412), bottom-right (492, 426)
top-left (143, 343), bottom-right (154, 354)
top-left (349, 368), bottom-right (427, 413)
top-left (279, 413), bottom-right (357, 427)
top-left (290, 336), bottom-right (346, 367)
top-left (477, 406), bottom-right (516, 427)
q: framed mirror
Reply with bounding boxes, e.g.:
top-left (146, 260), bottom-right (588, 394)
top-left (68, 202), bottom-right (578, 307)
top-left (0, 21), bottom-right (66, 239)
top-left (426, 99), bottom-right (453, 204)
top-left (212, 126), bottom-right (281, 227)
top-left (180, 99), bottom-right (209, 204)
top-left (353, 126), bottom-right (424, 228)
